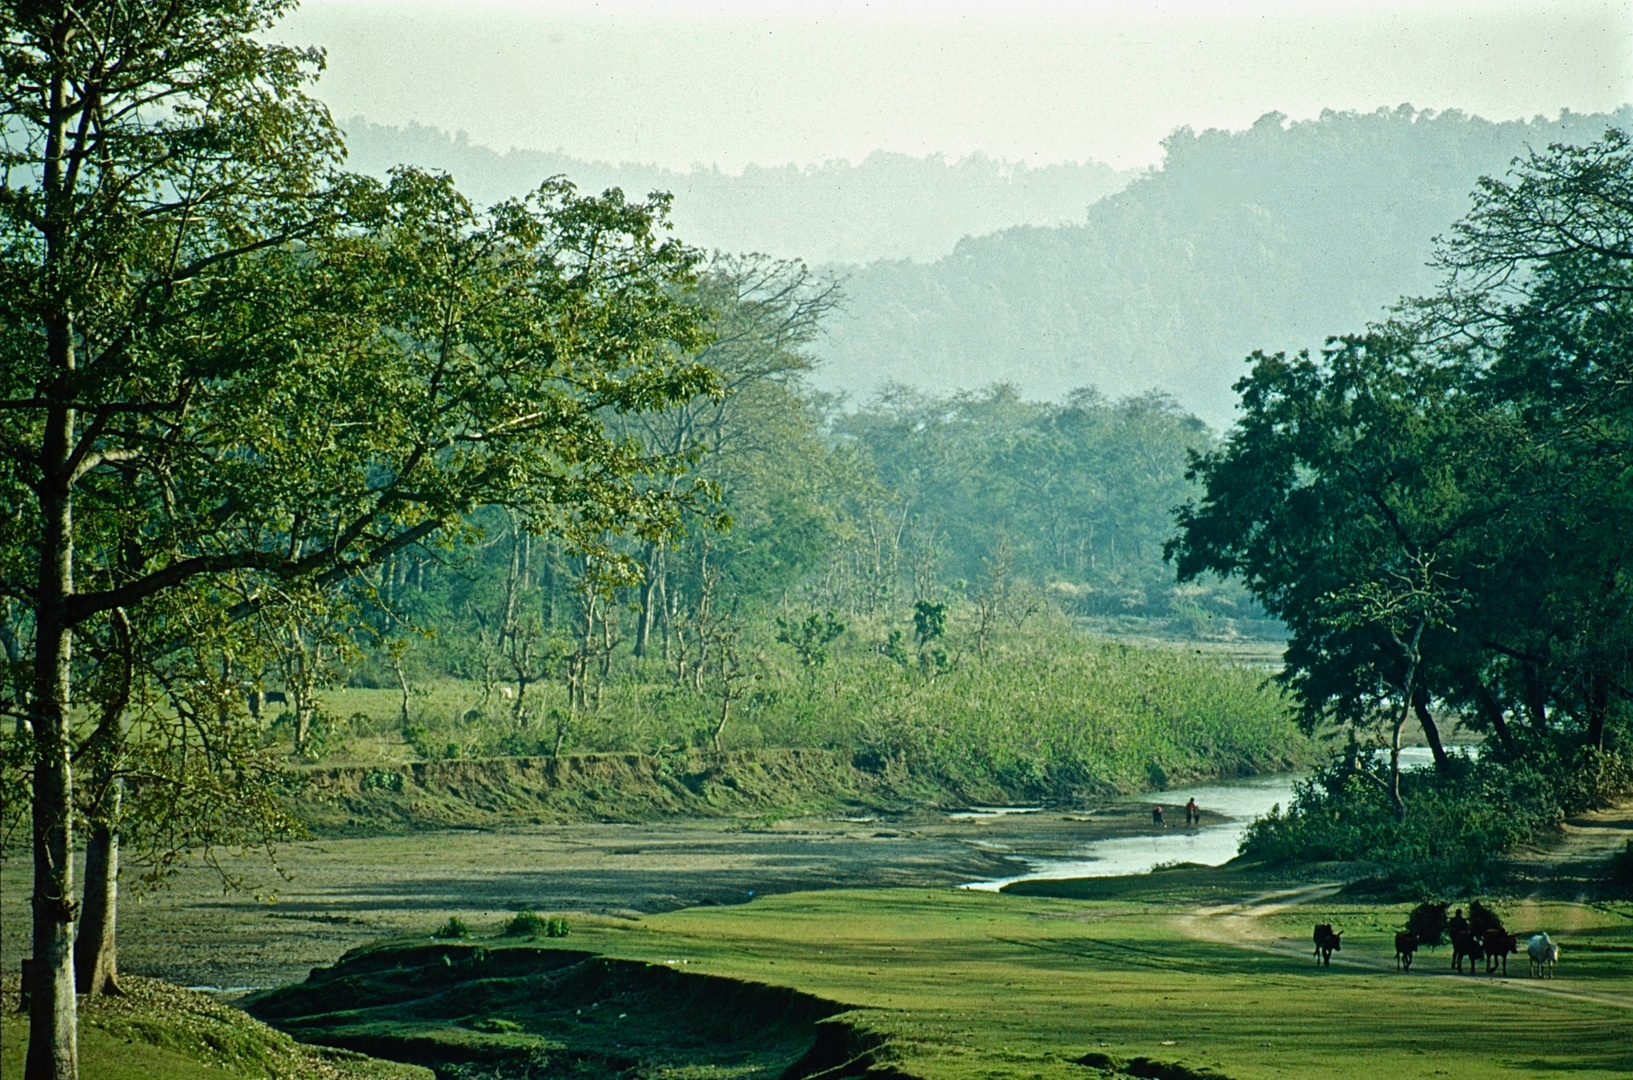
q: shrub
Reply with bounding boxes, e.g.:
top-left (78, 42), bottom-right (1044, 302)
top-left (433, 917), bottom-right (470, 939)
top-left (1406, 902), bottom-right (1448, 947)
top-left (1609, 840), bottom-right (1633, 888)
top-left (505, 908), bottom-right (548, 936)
top-left (545, 916), bottom-right (570, 938)
top-left (1240, 748), bottom-right (1632, 890)
top-left (1468, 899), bottom-right (1506, 937)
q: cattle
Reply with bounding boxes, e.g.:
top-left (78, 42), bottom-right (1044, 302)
top-left (1483, 930), bottom-right (1519, 975)
top-left (1528, 934), bottom-right (1561, 978)
top-left (1451, 928), bottom-right (1485, 974)
top-left (246, 689), bottom-right (288, 721)
top-left (1313, 924), bottom-right (1342, 966)
top-left (1394, 931), bottom-right (1418, 971)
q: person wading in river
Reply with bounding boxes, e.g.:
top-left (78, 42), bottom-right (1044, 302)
top-left (1152, 804), bottom-right (1165, 826)
top-left (1185, 797), bottom-right (1199, 826)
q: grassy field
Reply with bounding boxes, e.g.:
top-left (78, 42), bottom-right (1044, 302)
top-left (248, 867), bottom-right (1633, 1080)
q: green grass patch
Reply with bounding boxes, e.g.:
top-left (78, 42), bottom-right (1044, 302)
top-left (253, 880), bottom-right (1633, 1080)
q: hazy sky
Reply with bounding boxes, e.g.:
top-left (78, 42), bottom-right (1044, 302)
top-left (278, 0), bottom-right (1633, 171)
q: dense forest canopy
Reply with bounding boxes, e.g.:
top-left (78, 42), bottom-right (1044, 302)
top-left (1172, 130), bottom-right (1633, 881)
top-left (814, 105), bottom-right (1633, 425)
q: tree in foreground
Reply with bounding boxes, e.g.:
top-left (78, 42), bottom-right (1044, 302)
top-left (1169, 130), bottom-right (1632, 868)
top-left (1, 3), bottom-right (714, 1077)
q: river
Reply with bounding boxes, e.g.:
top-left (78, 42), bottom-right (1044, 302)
top-left (962, 746), bottom-right (1449, 890)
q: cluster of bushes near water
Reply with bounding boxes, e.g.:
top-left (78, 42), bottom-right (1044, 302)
top-left (1242, 747), bottom-right (1632, 891)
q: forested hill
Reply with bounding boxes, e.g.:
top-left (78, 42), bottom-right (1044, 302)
top-left (338, 118), bottom-right (1131, 264)
top-left (813, 106), bottom-right (1633, 426)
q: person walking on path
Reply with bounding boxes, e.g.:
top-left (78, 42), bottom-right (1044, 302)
top-left (1185, 798), bottom-right (1199, 826)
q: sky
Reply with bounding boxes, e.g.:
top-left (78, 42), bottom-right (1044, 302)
top-left (276, 0), bottom-right (1633, 172)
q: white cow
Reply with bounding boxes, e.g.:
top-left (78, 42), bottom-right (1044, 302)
top-left (1527, 933), bottom-right (1561, 978)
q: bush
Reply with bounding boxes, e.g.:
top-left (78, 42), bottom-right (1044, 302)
top-left (1240, 748), bottom-right (1632, 890)
top-left (545, 916), bottom-right (569, 938)
top-left (505, 909), bottom-right (547, 936)
top-left (1609, 840), bottom-right (1633, 887)
top-left (433, 917), bottom-right (470, 939)
top-left (1406, 902), bottom-right (1448, 947)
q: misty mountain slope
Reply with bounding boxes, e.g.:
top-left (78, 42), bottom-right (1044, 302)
top-left (339, 118), bottom-right (1131, 263)
top-left (815, 106), bottom-right (1633, 425)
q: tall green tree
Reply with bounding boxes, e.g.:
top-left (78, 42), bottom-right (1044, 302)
top-left (0, 4), bottom-right (712, 1076)
top-left (1170, 129), bottom-right (1633, 807)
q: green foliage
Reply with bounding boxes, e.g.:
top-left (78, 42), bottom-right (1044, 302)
top-left (504, 909), bottom-right (548, 936)
top-left (775, 611), bottom-right (847, 667)
top-left (1175, 128), bottom-right (1633, 866)
top-left (912, 601), bottom-right (946, 644)
top-left (332, 614), bottom-right (1303, 802)
top-left (1611, 841), bottom-right (1633, 889)
top-left (815, 106), bottom-right (1633, 422)
top-left (1240, 750), bottom-right (1632, 889)
top-left (433, 917), bottom-right (470, 939)
top-left (1406, 902), bottom-right (1448, 947)
top-left (1468, 900), bottom-right (1505, 937)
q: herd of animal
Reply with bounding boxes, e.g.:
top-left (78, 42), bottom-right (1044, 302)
top-left (1313, 901), bottom-right (1562, 978)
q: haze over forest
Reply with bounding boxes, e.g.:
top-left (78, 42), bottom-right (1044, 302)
top-left (347, 105), bottom-right (1633, 424)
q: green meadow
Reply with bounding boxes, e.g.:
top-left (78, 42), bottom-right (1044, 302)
top-left (247, 869), bottom-right (1633, 1080)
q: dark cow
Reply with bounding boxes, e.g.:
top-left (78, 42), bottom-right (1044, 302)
top-left (1394, 931), bottom-right (1418, 971)
top-left (1483, 930), bottom-right (1519, 975)
top-left (1451, 928), bottom-right (1485, 974)
top-left (1313, 924), bottom-right (1342, 966)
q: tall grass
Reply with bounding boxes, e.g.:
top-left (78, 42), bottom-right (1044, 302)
top-left (320, 610), bottom-right (1304, 799)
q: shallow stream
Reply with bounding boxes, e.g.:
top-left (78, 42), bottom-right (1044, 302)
top-left (961, 747), bottom-right (1446, 890)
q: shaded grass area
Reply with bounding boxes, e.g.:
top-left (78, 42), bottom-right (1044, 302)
top-left (0, 975), bottom-right (431, 1080)
top-left (253, 877), bottom-right (1633, 1080)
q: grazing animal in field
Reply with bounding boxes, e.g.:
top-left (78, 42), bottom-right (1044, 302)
top-left (1313, 924), bottom-right (1342, 966)
top-left (1394, 931), bottom-right (1418, 971)
top-left (1528, 934), bottom-right (1560, 978)
top-left (1451, 928), bottom-right (1485, 974)
top-left (1483, 930), bottom-right (1519, 975)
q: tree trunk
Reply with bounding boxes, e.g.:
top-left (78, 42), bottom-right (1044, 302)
top-left (391, 655), bottom-right (411, 727)
top-left (1586, 669), bottom-right (1609, 750)
top-left (30, 407), bottom-right (79, 1080)
top-left (75, 806), bottom-right (121, 996)
top-left (1472, 681), bottom-right (1518, 758)
top-left (713, 692), bottom-right (730, 753)
top-left (1521, 663), bottom-right (1550, 736)
top-left (634, 545), bottom-right (659, 658)
top-left (1411, 687), bottom-right (1450, 771)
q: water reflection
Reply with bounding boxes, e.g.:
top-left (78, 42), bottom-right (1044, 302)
top-left (962, 747), bottom-right (1455, 891)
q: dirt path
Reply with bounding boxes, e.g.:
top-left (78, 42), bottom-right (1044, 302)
top-left (1173, 882), bottom-right (1632, 1011)
top-left (1507, 795), bottom-right (1633, 895)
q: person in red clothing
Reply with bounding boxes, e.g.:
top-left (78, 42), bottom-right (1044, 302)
top-left (1152, 804), bottom-right (1164, 826)
top-left (1185, 797), bottom-right (1199, 825)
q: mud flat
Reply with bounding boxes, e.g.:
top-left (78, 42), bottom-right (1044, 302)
top-left (2, 801), bottom-right (1223, 991)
